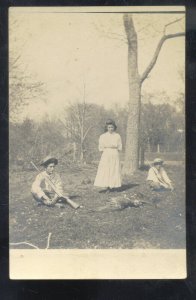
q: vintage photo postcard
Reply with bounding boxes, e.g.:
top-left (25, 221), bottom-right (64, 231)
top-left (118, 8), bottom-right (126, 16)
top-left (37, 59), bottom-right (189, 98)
top-left (9, 6), bottom-right (186, 279)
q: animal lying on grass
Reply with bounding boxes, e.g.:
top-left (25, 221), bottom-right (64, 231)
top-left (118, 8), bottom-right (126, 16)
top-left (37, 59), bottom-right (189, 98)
top-left (90, 192), bottom-right (153, 212)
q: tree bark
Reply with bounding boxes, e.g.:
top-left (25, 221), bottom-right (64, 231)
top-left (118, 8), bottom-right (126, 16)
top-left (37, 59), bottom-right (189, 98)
top-left (80, 150), bottom-right (84, 161)
top-left (122, 14), bottom-right (141, 174)
top-left (73, 142), bottom-right (76, 161)
top-left (80, 139), bottom-right (84, 161)
top-left (140, 147), bottom-right (145, 167)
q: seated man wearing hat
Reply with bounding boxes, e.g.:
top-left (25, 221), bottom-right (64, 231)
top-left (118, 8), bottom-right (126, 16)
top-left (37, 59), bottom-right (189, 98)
top-left (147, 158), bottom-right (174, 191)
top-left (31, 156), bottom-right (65, 207)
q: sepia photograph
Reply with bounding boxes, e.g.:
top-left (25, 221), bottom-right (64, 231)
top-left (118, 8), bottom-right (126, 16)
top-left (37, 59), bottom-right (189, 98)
top-left (9, 6), bottom-right (186, 279)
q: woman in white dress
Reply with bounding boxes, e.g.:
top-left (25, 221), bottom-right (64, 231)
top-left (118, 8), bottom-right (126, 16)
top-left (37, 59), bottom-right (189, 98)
top-left (94, 119), bottom-right (122, 192)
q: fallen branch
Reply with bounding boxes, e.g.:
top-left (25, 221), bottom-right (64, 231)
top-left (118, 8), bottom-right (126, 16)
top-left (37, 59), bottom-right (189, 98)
top-left (46, 232), bottom-right (52, 249)
top-left (10, 242), bottom-right (39, 249)
top-left (10, 232), bottom-right (52, 250)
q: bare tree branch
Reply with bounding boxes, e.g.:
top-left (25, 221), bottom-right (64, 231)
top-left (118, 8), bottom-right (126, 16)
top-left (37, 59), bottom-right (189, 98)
top-left (83, 125), bottom-right (94, 141)
top-left (163, 16), bottom-right (185, 35)
top-left (93, 22), bottom-right (127, 44)
top-left (140, 32), bottom-right (185, 84)
top-left (104, 32), bottom-right (128, 44)
top-left (59, 119), bottom-right (79, 140)
top-left (11, 54), bottom-right (21, 67)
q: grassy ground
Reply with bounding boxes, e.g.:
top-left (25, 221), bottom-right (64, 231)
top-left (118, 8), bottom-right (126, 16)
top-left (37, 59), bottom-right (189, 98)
top-left (9, 162), bottom-right (185, 249)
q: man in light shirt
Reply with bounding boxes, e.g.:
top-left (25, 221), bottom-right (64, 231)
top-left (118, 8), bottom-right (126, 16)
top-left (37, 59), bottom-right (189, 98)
top-left (31, 156), bottom-right (65, 207)
top-left (147, 158), bottom-right (174, 191)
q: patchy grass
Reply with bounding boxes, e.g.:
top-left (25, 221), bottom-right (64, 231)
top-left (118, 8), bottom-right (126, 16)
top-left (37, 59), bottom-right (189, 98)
top-left (9, 163), bottom-right (185, 249)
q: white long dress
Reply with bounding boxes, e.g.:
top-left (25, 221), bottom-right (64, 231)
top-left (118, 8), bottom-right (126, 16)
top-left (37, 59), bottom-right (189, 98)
top-left (94, 131), bottom-right (122, 188)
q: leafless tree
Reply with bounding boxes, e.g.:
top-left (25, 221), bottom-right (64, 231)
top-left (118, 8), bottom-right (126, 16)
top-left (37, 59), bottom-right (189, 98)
top-left (122, 14), bottom-right (185, 174)
top-left (60, 83), bottom-right (94, 161)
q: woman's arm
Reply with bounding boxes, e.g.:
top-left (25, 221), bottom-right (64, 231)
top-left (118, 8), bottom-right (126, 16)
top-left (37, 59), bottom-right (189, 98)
top-left (117, 134), bottom-right (122, 151)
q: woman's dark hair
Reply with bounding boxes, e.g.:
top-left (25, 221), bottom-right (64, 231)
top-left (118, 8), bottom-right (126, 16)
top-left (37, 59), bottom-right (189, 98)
top-left (104, 119), bottom-right (117, 132)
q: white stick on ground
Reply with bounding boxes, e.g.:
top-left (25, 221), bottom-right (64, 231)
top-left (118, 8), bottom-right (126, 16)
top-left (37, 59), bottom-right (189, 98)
top-left (10, 233), bottom-right (52, 249)
top-left (46, 232), bottom-right (52, 249)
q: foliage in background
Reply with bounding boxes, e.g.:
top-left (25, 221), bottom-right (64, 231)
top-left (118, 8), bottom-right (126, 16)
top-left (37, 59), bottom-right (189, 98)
top-left (9, 96), bottom-right (185, 167)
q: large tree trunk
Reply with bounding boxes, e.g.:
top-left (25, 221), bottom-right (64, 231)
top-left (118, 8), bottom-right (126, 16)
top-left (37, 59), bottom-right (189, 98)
top-left (140, 147), bottom-right (145, 168)
top-left (122, 14), bottom-right (141, 175)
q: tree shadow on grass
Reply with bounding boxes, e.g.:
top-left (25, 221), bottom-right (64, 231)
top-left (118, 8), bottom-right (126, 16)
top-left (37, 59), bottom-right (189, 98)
top-left (98, 189), bottom-right (110, 194)
top-left (69, 195), bottom-right (80, 199)
top-left (152, 197), bottom-right (162, 204)
top-left (98, 183), bottom-right (139, 194)
top-left (117, 183), bottom-right (139, 192)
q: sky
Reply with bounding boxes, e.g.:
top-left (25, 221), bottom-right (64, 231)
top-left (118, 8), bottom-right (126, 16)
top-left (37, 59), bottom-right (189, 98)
top-left (9, 7), bottom-right (185, 122)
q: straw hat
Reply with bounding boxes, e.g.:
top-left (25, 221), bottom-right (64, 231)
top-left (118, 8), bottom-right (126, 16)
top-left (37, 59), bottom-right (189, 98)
top-left (153, 158), bottom-right (164, 165)
top-left (40, 155), bottom-right (58, 167)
